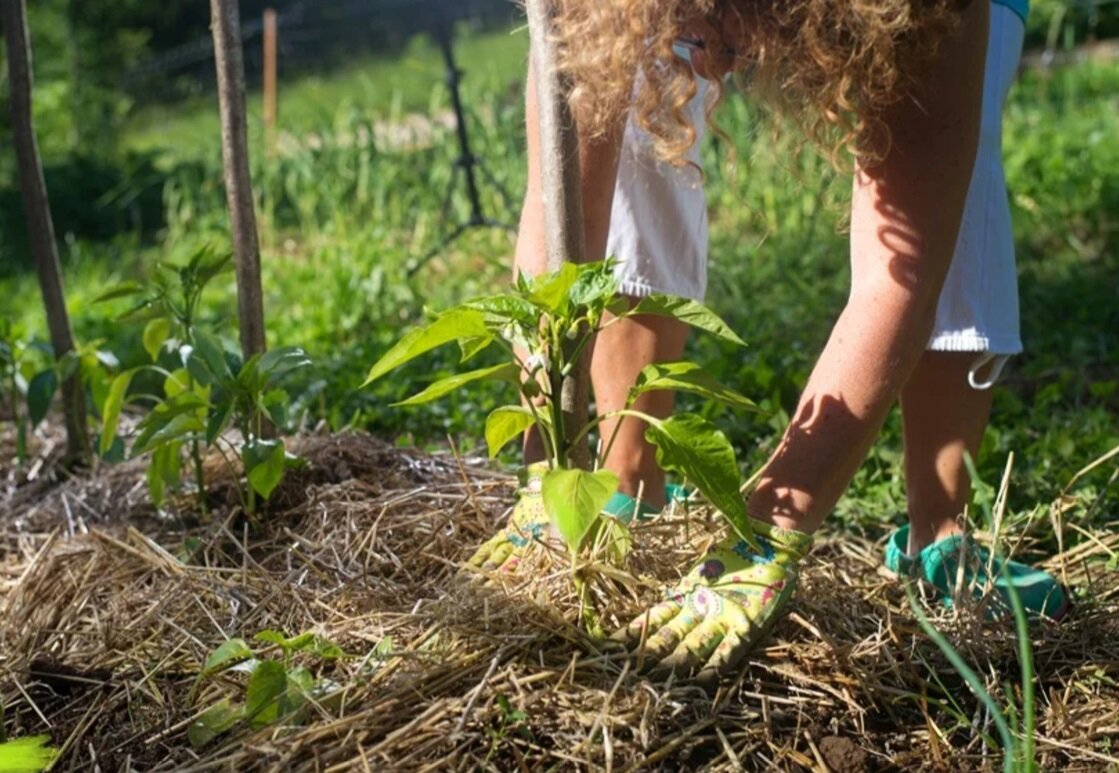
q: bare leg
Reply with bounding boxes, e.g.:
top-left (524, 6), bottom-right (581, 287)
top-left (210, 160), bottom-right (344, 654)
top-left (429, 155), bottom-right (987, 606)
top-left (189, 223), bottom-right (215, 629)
top-left (592, 310), bottom-right (688, 508)
top-left (901, 351), bottom-right (994, 553)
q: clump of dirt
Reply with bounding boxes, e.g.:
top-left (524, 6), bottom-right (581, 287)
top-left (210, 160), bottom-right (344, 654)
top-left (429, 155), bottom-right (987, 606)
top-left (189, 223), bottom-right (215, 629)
top-left (820, 735), bottom-right (870, 773)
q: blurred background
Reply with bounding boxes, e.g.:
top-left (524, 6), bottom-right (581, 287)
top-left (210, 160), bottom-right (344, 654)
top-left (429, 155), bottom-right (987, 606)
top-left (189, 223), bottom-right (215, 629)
top-left (1, 0), bottom-right (1117, 528)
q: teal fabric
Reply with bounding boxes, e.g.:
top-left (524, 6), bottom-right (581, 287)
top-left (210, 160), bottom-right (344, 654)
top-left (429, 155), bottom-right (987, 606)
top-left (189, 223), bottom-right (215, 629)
top-left (992, 0), bottom-right (1028, 24)
top-left (603, 483), bottom-right (694, 523)
top-left (884, 526), bottom-right (1068, 620)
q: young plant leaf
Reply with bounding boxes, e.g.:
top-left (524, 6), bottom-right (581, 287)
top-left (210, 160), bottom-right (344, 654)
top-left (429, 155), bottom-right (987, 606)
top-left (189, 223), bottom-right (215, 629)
top-left (100, 369), bottom-right (137, 456)
top-left (364, 307), bottom-right (488, 386)
top-left (245, 660), bottom-right (288, 728)
top-left (394, 363), bottom-right (519, 407)
top-left (529, 262), bottom-right (579, 313)
top-left (630, 296), bottom-right (746, 347)
top-left (0, 735), bottom-right (59, 772)
top-left (147, 441), bottom-right (183, 507)
top-left (26, 370), bottom-right (58, 427)
top-left (244, 439), bottom-right (287, 500)
top-left (187, 698), bottom-right (242, 749)
top-left (630, 361), bottom-right (759, 412)
top-left (202, 638), bottom-right (253, 676)
top-left (92, 281), bottom-right (144, 304)
top-left (541, 468), bottom-right (620, 553)
top-left (485, 406), bottom-right (536, 458)
top-left (568, 262), bottom-right (619, 307)
top-left (142, 317), bottom-right (172, 362)
top-left (644, 413), bottom-right (755, 547)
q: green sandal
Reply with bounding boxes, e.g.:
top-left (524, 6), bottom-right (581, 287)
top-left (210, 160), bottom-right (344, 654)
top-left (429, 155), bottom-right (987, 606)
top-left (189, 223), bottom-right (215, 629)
top-left (614, 517), bottom-right (813, 681)
top-left (884, 525), bottom-right (1070, 621)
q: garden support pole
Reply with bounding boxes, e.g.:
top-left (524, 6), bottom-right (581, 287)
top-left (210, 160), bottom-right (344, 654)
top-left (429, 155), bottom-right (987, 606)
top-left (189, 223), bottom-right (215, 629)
top-left (2, 0), bottom-right (91, 464)
top-left (211, 0), bottom-right (267, 362)
top-left (525, 0), bottom-right (592, 470)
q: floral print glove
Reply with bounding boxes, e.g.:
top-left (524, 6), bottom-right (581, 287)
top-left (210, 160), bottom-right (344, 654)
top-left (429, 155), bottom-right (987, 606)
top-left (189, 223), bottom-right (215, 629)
top-left (614, 518), bottom-right (813, 685)
top-left (467, 463), bottom-right (551, 573)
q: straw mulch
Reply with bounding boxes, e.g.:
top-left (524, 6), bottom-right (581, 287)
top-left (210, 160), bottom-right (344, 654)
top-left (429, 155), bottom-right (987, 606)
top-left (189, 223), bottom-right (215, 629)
top-left (2, 427), bottom-right (1117, 772)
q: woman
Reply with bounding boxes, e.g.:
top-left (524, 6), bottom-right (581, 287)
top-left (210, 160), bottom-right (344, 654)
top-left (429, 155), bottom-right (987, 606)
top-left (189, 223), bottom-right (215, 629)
top-left (471, 0), bottom-right (1067, 683)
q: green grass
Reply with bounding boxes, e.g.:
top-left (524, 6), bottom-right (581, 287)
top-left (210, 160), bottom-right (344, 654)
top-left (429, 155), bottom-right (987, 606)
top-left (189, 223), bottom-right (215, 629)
top-left (2, 27), bottom-right (1117, 547)
top-left (123, 24), bottom-right (530, 157)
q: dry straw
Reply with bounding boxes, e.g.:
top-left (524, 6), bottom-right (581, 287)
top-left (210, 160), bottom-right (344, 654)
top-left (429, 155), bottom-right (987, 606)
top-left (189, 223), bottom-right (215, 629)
top-left (2, 428), bottom-right (1117, 771)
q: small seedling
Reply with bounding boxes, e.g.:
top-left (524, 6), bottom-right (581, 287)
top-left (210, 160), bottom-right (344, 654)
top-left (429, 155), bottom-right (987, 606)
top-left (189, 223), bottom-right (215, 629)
top-left (366, 260), bottom-right (761, 625)
top-left (188, 630), bottom-right (348, 748)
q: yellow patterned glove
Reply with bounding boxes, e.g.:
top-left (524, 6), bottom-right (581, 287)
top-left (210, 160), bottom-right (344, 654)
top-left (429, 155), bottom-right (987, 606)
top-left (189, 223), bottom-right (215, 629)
top-left (467, 463), bottom-right (551, 573)
top-left (614, 517), bottom-right (813, 685)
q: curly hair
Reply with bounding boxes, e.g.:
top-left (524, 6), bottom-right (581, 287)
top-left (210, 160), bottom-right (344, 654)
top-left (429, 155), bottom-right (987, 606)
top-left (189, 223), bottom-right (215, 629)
top-left (551, 0), bottom-right (964, 166)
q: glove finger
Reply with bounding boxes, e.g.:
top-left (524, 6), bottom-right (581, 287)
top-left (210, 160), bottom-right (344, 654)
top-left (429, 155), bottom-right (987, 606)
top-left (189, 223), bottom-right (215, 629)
top-left (467, 533), bottom-right (503, 568)
top-left (611, 599), bottom-right (681, 647)
top-left (640, 607), bottom-right (702, 668)
top-left (648, 617), bottom-right (726, 681)
top-left (480, 541), bottom-right (515, 572)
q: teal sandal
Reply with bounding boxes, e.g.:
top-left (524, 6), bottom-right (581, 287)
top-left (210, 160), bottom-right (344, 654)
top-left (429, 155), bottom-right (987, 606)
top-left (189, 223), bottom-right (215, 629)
top-left (884, 525), bottom-right (1070, 621)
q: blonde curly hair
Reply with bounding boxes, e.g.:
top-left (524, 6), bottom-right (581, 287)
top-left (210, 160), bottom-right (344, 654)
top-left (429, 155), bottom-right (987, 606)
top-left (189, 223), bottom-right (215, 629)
top-left (551, 0), bottom-right (964, 166)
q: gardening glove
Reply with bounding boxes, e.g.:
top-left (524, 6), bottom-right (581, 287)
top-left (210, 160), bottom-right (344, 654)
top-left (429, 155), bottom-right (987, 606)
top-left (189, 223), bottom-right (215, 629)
top-left (613, 517), bottom-right (813, 686)
top-left (884, 525), bottom-right (1070, 621)
top-left (467, 463), bottom-right (552, 574)
top-left (468, 467), bottom-right (688, 574)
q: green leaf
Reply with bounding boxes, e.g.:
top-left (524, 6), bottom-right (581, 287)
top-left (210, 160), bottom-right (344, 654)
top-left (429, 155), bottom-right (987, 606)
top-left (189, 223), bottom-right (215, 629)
top-left (529, 262), bottom-right (578, 313)
top-left (308, 636), bottom-right (346, 660)
top-left (187, 699), bottom-right (242, 749)
top-left (26, 370), bottom-right (58, 427)
top-left (202, 638), bottom-right (252, 677)
top-left (541, 468), bottom-right (619, 553)
top-left (244, 439), bottom-right (286, 500)
top-left (364, 307), bottom-right (488, 386)
top-left (630, 296), bottom-right (746, 347)
top-left (457, 335), bottom-right (494, 363)
top-left (147, 441), bottom-right (182, 507)
top-left (245, 660), bottom-right (287, 728)
top-left (568, 262), bottom-right (619, 307)
top-left (464, 295), bottom-right (541, 327)
top-left (132, 396), bottom-right (207, 456)
top-left (206, 400), bottom-right (233, 444)
top-left (631, 361), bottom-right (759, 412)
top-left (0, 735), bottom-right (59, 772)
top-left (254, 347), bottom-right (312, 387)
top-left (100, 369), bottom-right (137, 456)
top-left (189, 331), bottom-right (232, 386)
top-left (644, 414), bottom-right (754, 547)
top-left (142, 317), bottom-right (172, 362)
top-left (92, 281), bottom-right (144, 303)
top-left (394, 363), bottom-right (519, 407)
top-left (484, 406), bottom-right (536, 458)
top-left (253, 630), bottom-right (289, 647)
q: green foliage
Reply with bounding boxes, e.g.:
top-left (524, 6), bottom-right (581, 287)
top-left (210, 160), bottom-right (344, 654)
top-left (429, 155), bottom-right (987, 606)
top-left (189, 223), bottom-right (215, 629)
top-left (189, 630), bottom-right (352, 749)
top-left (94, 248), bottom-right (310, 513)
top-left (366, 260), bottom-right (759, 563)
top-left (0, 735), bottom-right (59, 773)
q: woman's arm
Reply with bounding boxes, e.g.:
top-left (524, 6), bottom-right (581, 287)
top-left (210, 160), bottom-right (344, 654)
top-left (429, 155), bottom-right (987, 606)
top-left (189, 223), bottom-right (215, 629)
top-left (748, 0), bottom-right (991, 532)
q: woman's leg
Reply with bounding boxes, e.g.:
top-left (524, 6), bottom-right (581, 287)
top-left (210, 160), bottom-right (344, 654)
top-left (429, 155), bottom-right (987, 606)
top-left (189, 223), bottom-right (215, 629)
top-left (901, 352), bottom-right (994, 552)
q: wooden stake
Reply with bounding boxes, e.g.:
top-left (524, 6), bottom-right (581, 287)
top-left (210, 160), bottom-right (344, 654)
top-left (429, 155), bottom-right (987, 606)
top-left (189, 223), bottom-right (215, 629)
top-left (2, 0), bottom-right (90, 464)
top-left (262, 8), bottom-right (277, 151)
top-left (525, 0), bottom-right (591, 470)
top-left (210, 0), bottom-right (267, 362)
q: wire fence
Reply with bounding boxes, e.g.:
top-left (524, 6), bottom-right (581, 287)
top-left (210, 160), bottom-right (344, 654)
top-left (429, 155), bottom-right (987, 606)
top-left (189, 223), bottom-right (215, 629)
top-left (123, 0), bottom-right (516, 100)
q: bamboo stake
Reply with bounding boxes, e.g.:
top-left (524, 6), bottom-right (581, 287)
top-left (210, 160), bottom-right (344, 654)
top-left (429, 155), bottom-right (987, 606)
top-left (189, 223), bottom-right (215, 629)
top-left (524, 0), bottom-right (591, 470)
top-left (2, 0), bottom-right (90, 464)
top-left (210, 0), bottom-right (267, 362)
